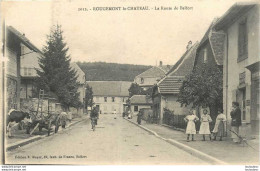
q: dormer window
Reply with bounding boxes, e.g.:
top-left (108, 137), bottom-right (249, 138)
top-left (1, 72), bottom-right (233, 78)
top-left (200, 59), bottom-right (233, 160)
top-left (141, 78), bottom-right (144, 84)
top-left (203, 49), bottom-right (208, 63)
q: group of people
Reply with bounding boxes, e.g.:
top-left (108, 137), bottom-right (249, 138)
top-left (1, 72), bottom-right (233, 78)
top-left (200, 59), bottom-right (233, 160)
top-left (184, 102), bottom-right (241, 143)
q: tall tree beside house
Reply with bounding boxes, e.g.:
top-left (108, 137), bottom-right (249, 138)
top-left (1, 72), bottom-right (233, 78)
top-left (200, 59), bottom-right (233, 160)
top-left (84, 84), bottom-right (94, 113)
top-left (35, 25), bottom-right (82, 110)
top-left (128, 83), bottom-right (144, 97)
top-left (177, 64), bottom-right (223, 119)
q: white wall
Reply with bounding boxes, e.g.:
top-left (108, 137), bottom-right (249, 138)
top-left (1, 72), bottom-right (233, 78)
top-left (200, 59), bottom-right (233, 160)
top-left (93, 96), bottom-right (127, 114)
top-left (223, 6), bottom-right (259, 137)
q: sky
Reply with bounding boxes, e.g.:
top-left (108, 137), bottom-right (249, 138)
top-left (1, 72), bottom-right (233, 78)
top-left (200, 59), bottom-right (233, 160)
top-left (1, 0), bottom-right (254, 66)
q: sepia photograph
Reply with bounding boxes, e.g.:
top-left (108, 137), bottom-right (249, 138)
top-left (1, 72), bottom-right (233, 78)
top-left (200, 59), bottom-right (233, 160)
top-left (0, 0), bottom-right (259, 169)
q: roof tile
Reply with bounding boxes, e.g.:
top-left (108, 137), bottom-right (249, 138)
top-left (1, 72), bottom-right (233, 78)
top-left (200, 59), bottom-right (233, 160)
top-left (86, 81), bottom-right (132, 97)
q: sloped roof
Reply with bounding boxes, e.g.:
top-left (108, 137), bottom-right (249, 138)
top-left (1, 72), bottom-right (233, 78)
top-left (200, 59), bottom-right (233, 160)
top-left (155, 42), bottom-right (199, 95)
top-left (209, 31), bottom-right (225, 65)
top-left (214, 3), bottom-right (257, 31)
top-left (130, 95), bottom-right (152, 105)
top-left (197, 19), bottom-right (225, 65)
top-left (167, 42), bottom-right (199, 77)
top-left (7, 26), bottom-right (43, 55)
top-left (136, 65), bottom-right (171, 78)
top-left (158, 76), bottom-right (185, 94)
top-left (86, 81), bottom-right (132, 97)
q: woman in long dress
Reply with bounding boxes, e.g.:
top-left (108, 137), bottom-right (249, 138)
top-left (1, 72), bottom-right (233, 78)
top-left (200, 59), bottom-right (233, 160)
top-left (212, 110), bottom-right (226, 141)
top-left (199, 109), bottom-right (212, 141)
top-left (184, 110), bottom-right (199, 142)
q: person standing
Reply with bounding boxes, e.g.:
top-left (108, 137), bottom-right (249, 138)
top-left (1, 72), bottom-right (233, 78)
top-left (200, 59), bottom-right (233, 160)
top-left (199, 109), bottom-right (212, 141)
top-left (113, 109), bottom-right (117, 119)
top-left (137, 110), bottom-right (143, 125)
top-left (60, 111), bottom-right (67, 128)
top-left (230, 102), bottom-right (242, 143)
top-left (184, 110), bottom-right (199, 142)
top-left (212, 109), bottom-right (226, 141)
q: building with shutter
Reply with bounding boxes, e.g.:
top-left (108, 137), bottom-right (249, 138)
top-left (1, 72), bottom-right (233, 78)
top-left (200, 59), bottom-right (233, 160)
top-left (214, 3), bottom-right (260, 137)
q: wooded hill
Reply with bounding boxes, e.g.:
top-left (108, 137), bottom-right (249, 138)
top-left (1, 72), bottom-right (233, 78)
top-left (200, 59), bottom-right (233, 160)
top-left (77, 62), bottom-right (152, 81)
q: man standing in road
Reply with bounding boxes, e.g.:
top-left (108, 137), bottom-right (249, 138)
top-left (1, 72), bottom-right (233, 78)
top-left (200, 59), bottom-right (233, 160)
top-left (230, 102), bottom-right (242, 143)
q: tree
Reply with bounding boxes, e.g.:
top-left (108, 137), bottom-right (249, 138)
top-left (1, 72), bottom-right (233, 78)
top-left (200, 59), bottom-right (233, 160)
top-left (177, 64), bottom-right (223, 119)
top-left (128, 83), bottom-right (144, 97)
top-left (85, 84), bottom-right (94, 113)
top-left (35, 25), bottom-right (82, 110)
top-left (128, 83), bottom-right (153, 100)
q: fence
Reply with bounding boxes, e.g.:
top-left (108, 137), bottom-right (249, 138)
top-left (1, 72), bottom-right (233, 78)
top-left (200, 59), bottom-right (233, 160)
top-left (163, 108), bottom-right (216, 132)
top-left (163, 110), bottom-right (187, 129)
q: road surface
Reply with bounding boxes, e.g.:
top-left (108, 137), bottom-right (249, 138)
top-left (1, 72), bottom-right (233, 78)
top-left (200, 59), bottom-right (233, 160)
top-left (6, 115), bottom-right (207, 165)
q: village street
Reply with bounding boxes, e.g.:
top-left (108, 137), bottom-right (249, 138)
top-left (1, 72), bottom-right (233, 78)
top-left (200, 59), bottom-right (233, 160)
top-left (6, 115), bottom-right (207, 165)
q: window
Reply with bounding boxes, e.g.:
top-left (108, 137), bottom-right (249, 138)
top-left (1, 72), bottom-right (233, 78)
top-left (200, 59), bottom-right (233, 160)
top-left (104, 97), bottom-right (107, 102)
top-left (141, 78), bottom-right (144, 84)
top-left (134, 106), bottom-right (138, 112)
top-left (112, 97), bottom-right (115, 102)
top-left (28, 68), bottom-right (32, 76)
top-left (122, 98), bottom-right (125, 102)
top-left (203, 49), bottom-right (208, 63)
top-left (21, 45), bottom-right (25, 55)
top-left (238, 18), bottom-right (248, 62)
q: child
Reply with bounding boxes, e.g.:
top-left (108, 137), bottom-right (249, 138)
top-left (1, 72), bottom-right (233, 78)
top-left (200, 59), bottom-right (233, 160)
top-left (212, 109), bottom-right (226, 141)
top-left (184, 110), bottom-right (199, 142)
top-left (199, 109), bottom-right (212, 141)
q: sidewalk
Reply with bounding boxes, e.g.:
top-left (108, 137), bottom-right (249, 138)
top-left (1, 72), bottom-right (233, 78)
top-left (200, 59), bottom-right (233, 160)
top-left (6, 115), bottom-right (88, 151)
top-left (127, 116), bottom-right (259, 165)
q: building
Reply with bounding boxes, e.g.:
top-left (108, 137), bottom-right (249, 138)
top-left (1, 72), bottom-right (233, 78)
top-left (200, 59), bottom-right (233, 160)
top-left (70, 62), bottom-right (86, 114)
top-left (134, 62), bottom-right (171, 91)
top-left (86, 81), bottom-right (132, 114)
top-left (20, 52), bottom-right (86, 114)
top-left (152, 42), bottom-right (199, 124)
top-left (214, 3), bottom-right (260, 138)
top-left (129, 95), bottom-right (152, 115)
top-left (192, 19), bottom-right (225, 121)
top-left (4, 26), bottom-right (42, 112)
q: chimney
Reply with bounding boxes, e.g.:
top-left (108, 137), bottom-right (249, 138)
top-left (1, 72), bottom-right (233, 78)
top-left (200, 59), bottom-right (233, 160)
top-left (159, 61), bottom-right (162, 67)
top-left (186, 41), bottom-right (192, 50)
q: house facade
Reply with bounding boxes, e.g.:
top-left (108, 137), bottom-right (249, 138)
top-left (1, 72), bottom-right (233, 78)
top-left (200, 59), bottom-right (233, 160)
top-left (152, 42), bottom-right (199, 124)
top-left (70, 62), bottom-right (86, 114)
top-left (129, 95), bottom-right (152, 115)
top-left (86, 81), bottom-right (132, 114)
top-left (20, 44), bottom-right (42, 99)
top-left (20, 54), bottom-right (86, 114)
top-left (214, 3), bottom-right (260, 137)
top-left (134, 62), bottom-right (171, 91)
top-left (4, 26), bottom-right (42, 112)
